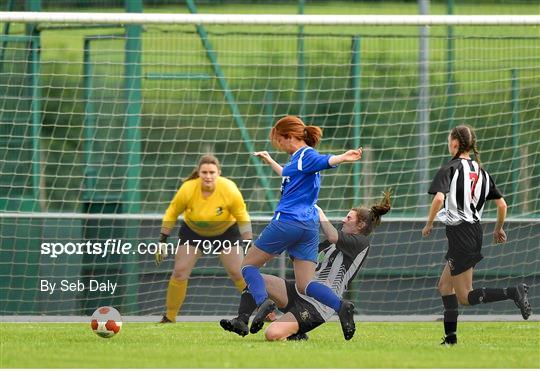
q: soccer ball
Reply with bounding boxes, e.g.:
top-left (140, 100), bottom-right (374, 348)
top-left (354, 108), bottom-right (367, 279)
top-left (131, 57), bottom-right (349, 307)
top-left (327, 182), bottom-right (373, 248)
top-left (90, 306), bottom-right (122, 338)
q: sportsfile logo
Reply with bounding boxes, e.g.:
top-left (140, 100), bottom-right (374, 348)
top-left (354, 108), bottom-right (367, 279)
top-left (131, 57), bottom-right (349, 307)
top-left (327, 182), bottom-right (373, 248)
top-left (41, 239), bottom-right (131, 258)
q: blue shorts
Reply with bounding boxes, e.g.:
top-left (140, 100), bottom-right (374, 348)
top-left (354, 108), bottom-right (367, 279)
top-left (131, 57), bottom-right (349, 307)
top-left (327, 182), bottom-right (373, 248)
top-left (254, 219), bottom-right (319, 263)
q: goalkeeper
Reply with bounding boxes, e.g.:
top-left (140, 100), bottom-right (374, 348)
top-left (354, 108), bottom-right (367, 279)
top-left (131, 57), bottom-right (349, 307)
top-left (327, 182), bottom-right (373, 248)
top-left (221, 190), bottom-right (391, 340)
top-left (156, 154), bottom-right (252, 323)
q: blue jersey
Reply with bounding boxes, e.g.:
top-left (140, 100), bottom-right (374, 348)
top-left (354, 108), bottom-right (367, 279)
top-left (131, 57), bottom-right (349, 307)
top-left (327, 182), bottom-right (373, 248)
top-left (275, 146), bottom-right (335, 225)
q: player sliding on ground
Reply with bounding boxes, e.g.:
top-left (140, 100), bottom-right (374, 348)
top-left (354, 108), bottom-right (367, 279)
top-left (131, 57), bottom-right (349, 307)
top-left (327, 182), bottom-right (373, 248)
top-left (221, 191), bottom-right (391, 340)
top-left (239, 115), bottom-right (363, 340)
top-left (422, 124), bottom-right (532, 346)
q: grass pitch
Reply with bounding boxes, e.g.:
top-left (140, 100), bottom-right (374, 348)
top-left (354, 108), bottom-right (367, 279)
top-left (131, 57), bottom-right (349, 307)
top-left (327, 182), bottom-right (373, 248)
top-left (1, 321), bottom-right (539, 368)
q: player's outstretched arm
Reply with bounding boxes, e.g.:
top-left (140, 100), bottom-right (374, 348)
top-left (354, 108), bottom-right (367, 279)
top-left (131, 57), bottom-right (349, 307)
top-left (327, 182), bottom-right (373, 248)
top-left (493, 198), bottom-right (507, 244)
top-left (422, 192), bottom-right (444, 237)
top-left (315, 205), bottom-right (338, 243)
top-left (328, 147), bottom-right (362, 166)
top-left (253, 151), bottom-right (283, 176)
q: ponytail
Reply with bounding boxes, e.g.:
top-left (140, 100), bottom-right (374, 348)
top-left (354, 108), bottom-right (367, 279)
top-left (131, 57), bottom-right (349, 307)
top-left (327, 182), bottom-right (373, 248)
top-left (370, 189), bottom-right (392, 228)
top-left (271, 115), bottom-right (323, 148)
top-left (303, 125), bottom-right (322, 147)
top-left (352, 189), bottom-right (392, 236)
top-left (472, 143), bottom-right (482, 168)
top-left (450, 124), bottom-right (481, 167)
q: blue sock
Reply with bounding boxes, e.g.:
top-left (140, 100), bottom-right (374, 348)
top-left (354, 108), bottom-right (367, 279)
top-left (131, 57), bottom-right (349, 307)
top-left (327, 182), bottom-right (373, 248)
top-left (241, 265), bottom-right (267, 306)
top-left (305, 281), bottom-right (341, 312)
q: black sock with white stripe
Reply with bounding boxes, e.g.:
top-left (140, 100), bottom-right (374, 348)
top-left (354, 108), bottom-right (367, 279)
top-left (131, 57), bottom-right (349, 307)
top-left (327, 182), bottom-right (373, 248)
top-left (467, 287), bottom-right (512, 305)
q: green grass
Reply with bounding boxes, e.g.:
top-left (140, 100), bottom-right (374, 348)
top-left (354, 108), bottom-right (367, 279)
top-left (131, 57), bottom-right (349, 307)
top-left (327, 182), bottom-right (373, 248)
top-left (1, 322), bottom-right (539, 368)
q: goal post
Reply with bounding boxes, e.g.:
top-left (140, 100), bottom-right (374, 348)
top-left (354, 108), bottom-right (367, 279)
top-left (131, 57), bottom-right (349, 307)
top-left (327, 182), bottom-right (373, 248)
top-left (0, 12), bottom-right (538, 317)
top-left (1, 12), bottom-right (540, 25)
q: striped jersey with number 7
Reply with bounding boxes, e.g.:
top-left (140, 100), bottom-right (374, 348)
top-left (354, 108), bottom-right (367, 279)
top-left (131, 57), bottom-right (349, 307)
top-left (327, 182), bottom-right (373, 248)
top-left (428, 157), bottom-right (503, 225)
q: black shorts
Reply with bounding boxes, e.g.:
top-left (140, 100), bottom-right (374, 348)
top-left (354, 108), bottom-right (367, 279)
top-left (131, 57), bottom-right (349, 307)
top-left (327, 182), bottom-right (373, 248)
top-left (178, 223), bottom-right (242, 251)
top-left (445, 222), bottom-right (483, 276)
top-left (280, 280), bottom-right (325, 334)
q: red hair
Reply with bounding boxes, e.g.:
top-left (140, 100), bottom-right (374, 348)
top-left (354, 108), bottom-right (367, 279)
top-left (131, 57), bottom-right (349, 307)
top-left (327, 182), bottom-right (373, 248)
top-left (270, 115), bottom-right (323, 148)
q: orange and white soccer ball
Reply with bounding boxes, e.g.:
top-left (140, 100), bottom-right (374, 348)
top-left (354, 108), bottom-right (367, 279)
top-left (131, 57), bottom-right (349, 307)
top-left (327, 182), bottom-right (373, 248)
top-left (90, 306), bottom-right (122, 338)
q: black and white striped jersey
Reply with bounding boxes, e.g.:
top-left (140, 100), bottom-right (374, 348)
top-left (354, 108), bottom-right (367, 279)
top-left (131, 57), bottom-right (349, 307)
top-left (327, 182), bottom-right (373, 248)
top-left (296, 230), bottom-right (370, 320)
top-left (428, 157), bottom-right (502, 225)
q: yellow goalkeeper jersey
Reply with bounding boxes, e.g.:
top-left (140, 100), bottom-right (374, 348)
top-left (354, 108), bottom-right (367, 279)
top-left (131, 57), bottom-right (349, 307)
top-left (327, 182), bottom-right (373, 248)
top-left (162, 177), bottom-right (250, 237)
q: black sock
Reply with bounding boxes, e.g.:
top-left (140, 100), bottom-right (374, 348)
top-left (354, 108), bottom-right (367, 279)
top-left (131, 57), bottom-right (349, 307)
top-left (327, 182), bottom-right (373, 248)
top-left (506, 286), bottom-right (518, 300)
top-left (467, 287), bottom-right (510, 305)
top-left (237, 289), bottom-right (257, 324)
top-left (442, 294), bottom-right (459, 336)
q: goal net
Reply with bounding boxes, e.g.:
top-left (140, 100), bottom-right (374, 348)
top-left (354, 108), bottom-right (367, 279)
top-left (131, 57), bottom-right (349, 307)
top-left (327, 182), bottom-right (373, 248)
top-left (0, 13), bottom-right (538, 316)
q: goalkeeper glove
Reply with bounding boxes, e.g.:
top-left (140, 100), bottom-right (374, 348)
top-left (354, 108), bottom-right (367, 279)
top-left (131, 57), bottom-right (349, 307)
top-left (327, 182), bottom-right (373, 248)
top-left (155, 233), bottom-right (169, 266)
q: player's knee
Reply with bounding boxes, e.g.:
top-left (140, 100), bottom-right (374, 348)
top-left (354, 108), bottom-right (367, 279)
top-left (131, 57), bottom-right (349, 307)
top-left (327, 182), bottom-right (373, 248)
top-left (172, 267), bottom-right (190, 281)
top-left (264, 325), bottom-right (285, 341)
top-left (240, 261), bottom-right (254, 270)
top-left (437, 280), bottom-right (453, 295)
